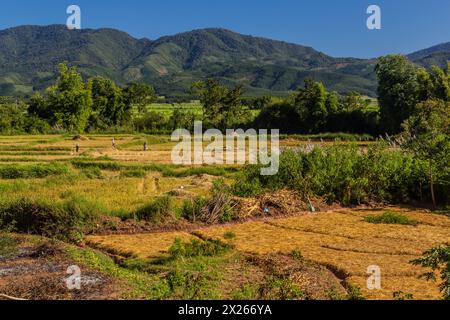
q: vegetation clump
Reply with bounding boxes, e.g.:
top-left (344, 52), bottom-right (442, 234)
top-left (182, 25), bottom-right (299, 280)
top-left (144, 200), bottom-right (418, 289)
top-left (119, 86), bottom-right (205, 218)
top-left (364, 211), bottom-right (419, 226)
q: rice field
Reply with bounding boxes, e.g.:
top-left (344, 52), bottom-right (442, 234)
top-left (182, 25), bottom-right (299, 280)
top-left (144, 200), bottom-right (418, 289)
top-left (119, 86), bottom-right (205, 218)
top-left (87, 207), bottom-right (450, 300)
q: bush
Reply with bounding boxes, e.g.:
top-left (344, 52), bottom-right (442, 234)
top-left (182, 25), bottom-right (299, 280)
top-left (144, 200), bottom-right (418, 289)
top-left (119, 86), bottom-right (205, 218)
top-left (411, 244), bottom-right (450, 300)
top-left (168, 238), bottom-right (233, 259)
top-left (0, 197), bottom-right (101, 242)
top-left (0, 163), bottom-right (70, 179)
top-left (135, 196), bottom-right (172, 223)
top-left (233, 143), bottom-right (435, 206)
top-left (364, 211), bottom-right (418, 226)
top-left (179, 197), bottom-right (209, 222)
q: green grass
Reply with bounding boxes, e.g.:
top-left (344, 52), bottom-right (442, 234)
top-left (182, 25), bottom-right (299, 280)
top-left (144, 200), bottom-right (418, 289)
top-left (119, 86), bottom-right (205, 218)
top-left (0, 162), bottom-right (71, 179)
top-left (364, 211), bottom-right (419, 226)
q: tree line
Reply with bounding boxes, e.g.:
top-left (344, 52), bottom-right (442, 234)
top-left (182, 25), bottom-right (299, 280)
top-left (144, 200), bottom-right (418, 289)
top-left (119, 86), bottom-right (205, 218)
top-left (0, 57), bottom-right (449, 136)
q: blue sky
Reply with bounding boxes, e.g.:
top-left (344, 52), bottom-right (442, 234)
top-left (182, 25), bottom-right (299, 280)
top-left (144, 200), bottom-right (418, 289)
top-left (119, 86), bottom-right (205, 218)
top-left (0, 0), bottom-right (449, 58)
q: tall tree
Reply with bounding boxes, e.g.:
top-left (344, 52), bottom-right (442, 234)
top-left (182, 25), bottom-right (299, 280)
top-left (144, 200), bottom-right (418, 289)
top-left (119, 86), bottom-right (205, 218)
top-left (192, 79), bottom-right (247, 130)
top-left (401, 99), bottom-right (450, 209)
top-left (294, 79), bottom-right (328, 133)
top-left (91, 76), bottom-right (129, 126)
top-left (376, 55), bottom-right (419, 134)
top-left (46, 64), bottom-right (93, 132)
top-left (123, 83), bottom-right (156, 114)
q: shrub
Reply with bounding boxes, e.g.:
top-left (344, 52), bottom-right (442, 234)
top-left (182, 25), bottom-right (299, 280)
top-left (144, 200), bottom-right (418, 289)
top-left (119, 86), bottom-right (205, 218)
top-left (179, 197), bottom-right (209, 222)
top-left (259, 276), bottom-right (304, 300)
top-left (364, 211), bottom-right (418, 226)
top-left (0, 163), bottom-right (70, 179)
top-left (168, 238), bottom-right (233, 259)
top-left (411, 244), bottom-right (450, 300)
top-left (233, 143), bottom-right (435, 206)
top-left (135, 196), bottom-right (172, 223)
top-left (0, 197), bottom-right (101, 242)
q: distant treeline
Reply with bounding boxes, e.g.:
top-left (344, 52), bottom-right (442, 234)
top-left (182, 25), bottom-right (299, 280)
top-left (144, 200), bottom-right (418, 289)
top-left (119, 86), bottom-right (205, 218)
top-left (0, 56), bottom-right (449, 136)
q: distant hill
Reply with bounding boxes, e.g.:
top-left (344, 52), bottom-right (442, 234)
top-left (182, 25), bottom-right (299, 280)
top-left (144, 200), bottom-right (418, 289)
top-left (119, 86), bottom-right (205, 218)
top-left (0, 25), bottom-right (448, 97)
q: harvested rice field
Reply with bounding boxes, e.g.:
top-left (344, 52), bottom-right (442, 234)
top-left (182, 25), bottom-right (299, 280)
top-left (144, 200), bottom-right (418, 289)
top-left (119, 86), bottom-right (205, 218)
top-left (87, 207), bottom-right (450, 300)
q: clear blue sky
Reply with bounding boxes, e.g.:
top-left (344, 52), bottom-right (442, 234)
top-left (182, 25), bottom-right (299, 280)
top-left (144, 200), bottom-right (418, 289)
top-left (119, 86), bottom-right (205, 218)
top-left (0, 0), bottom-right (449, 58)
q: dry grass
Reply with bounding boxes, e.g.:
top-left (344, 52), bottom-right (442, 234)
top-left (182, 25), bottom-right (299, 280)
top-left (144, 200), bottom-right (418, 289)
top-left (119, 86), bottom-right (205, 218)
top-left (87, 231), bottom-right (195, 258)
top-left (87, 207), bottom-right (450, 300)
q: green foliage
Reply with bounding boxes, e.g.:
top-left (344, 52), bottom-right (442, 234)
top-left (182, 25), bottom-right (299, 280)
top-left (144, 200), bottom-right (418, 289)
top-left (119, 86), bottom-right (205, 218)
top-left (0, 197), bottom-right (101, 242)
top-left (364, 211), bottom-right (418, 226)
top-left (123, 83), bottom-right (156, 114)
top-left (81, 167), bottom-right (103, 179)
top-left (90, 76), bottom-right (130, 128)
top-left (401, 99), bottom-right (450, 208)
top-left (179, 197), bottom-right (209, 221)
top-left (168, 238), bottom-right (233, 259)
top-left (393, 291), bottom-right (414, 300)
top-left (0, 163), bottom-right (70, 179)
top-left (411, 244), bottom-right (450, 300)
top-left (0, 232), bottom-right (17, 256)
top-left (376, 55), bottom-right (420, 134)
top-left (346, 285), bottom-right (366, 300)
top-left (260, 276), bottom-right (304, 300)
top-left (135, 196), bottom-right (172, 223)
top-left (45, 64), bottom-right (93, 132)
top-left (120, 169), bottom-right (147, 178)
top-left (233, 144), bottom-right (437, 205)
top-left (192, 79), bottom-right (251, 130)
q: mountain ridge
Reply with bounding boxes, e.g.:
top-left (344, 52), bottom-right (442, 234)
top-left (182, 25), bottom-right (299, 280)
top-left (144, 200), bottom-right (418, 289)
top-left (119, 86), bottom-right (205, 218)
top-left (0, 25), bottom-right (448, 97)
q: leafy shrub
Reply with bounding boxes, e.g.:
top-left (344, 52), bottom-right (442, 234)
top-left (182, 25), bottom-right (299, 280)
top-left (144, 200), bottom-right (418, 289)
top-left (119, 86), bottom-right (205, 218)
top-left (364, 211), bottom-right (418, 226)
top-left (411, 244), bottom-right (450, 300)
top-left (135, 196), bottom-right (172, 223)
top-left (168, 238), bottom-right (233, 259)
top-left (0, 197), bottom-right (100, 242)
top-left (0, 163), bottom-right (70, 179)
top-left (179, 197), bottom-right (209, 221)
top-left (259, 276), bottom-right (304, 300)
top-left (233, 143), bottom-right (435, 206)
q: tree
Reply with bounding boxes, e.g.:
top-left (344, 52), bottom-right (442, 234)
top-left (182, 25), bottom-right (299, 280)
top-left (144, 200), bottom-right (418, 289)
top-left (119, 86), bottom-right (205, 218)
top-left (401, 99), bottom-right (450, 209)
top-left (191, 79), bottom-right (247, 130)
top-left (123, 83), bottom-right (156, 114)
top-left (294, 79), bottom-right (328, 133)
top-left (341, 92), bottom-right (366, 112)
top-left (90, 76), bottom-right (129, 126)
top-left (376, 55), bottom-right (419, 134)
top-left (46, 64), bottom-right (93, 132)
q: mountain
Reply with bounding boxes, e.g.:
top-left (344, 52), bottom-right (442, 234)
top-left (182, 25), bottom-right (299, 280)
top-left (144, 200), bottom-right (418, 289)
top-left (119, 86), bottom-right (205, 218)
top-left (0, 25), bottom-right (448, 97)
top-left (407, 42), bottom-right (450, 69)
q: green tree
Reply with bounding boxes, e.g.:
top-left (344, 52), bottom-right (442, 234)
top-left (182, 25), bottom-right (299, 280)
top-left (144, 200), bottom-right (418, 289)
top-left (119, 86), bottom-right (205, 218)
top-left (376, 55), bottom-right (419, 134)
top-left (90, 76), bottom-right (129, 126)
top-left (294, 79), bottom-right (328, 133)
top-left (123, 82), bottom-right (157, 114)
top-left (46, 64), bottom-right (93, 132)
top-left (192, 79), bottom-right (247, 130)
top-left (401, 99), bottom-right (450, 209)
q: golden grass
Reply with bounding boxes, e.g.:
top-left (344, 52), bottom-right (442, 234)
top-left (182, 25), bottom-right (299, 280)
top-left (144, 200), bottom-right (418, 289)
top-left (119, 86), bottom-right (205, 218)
top-left (87, 231), bottom-right (195, 258)
top-left (87, 207), bottom-right (450, 300)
